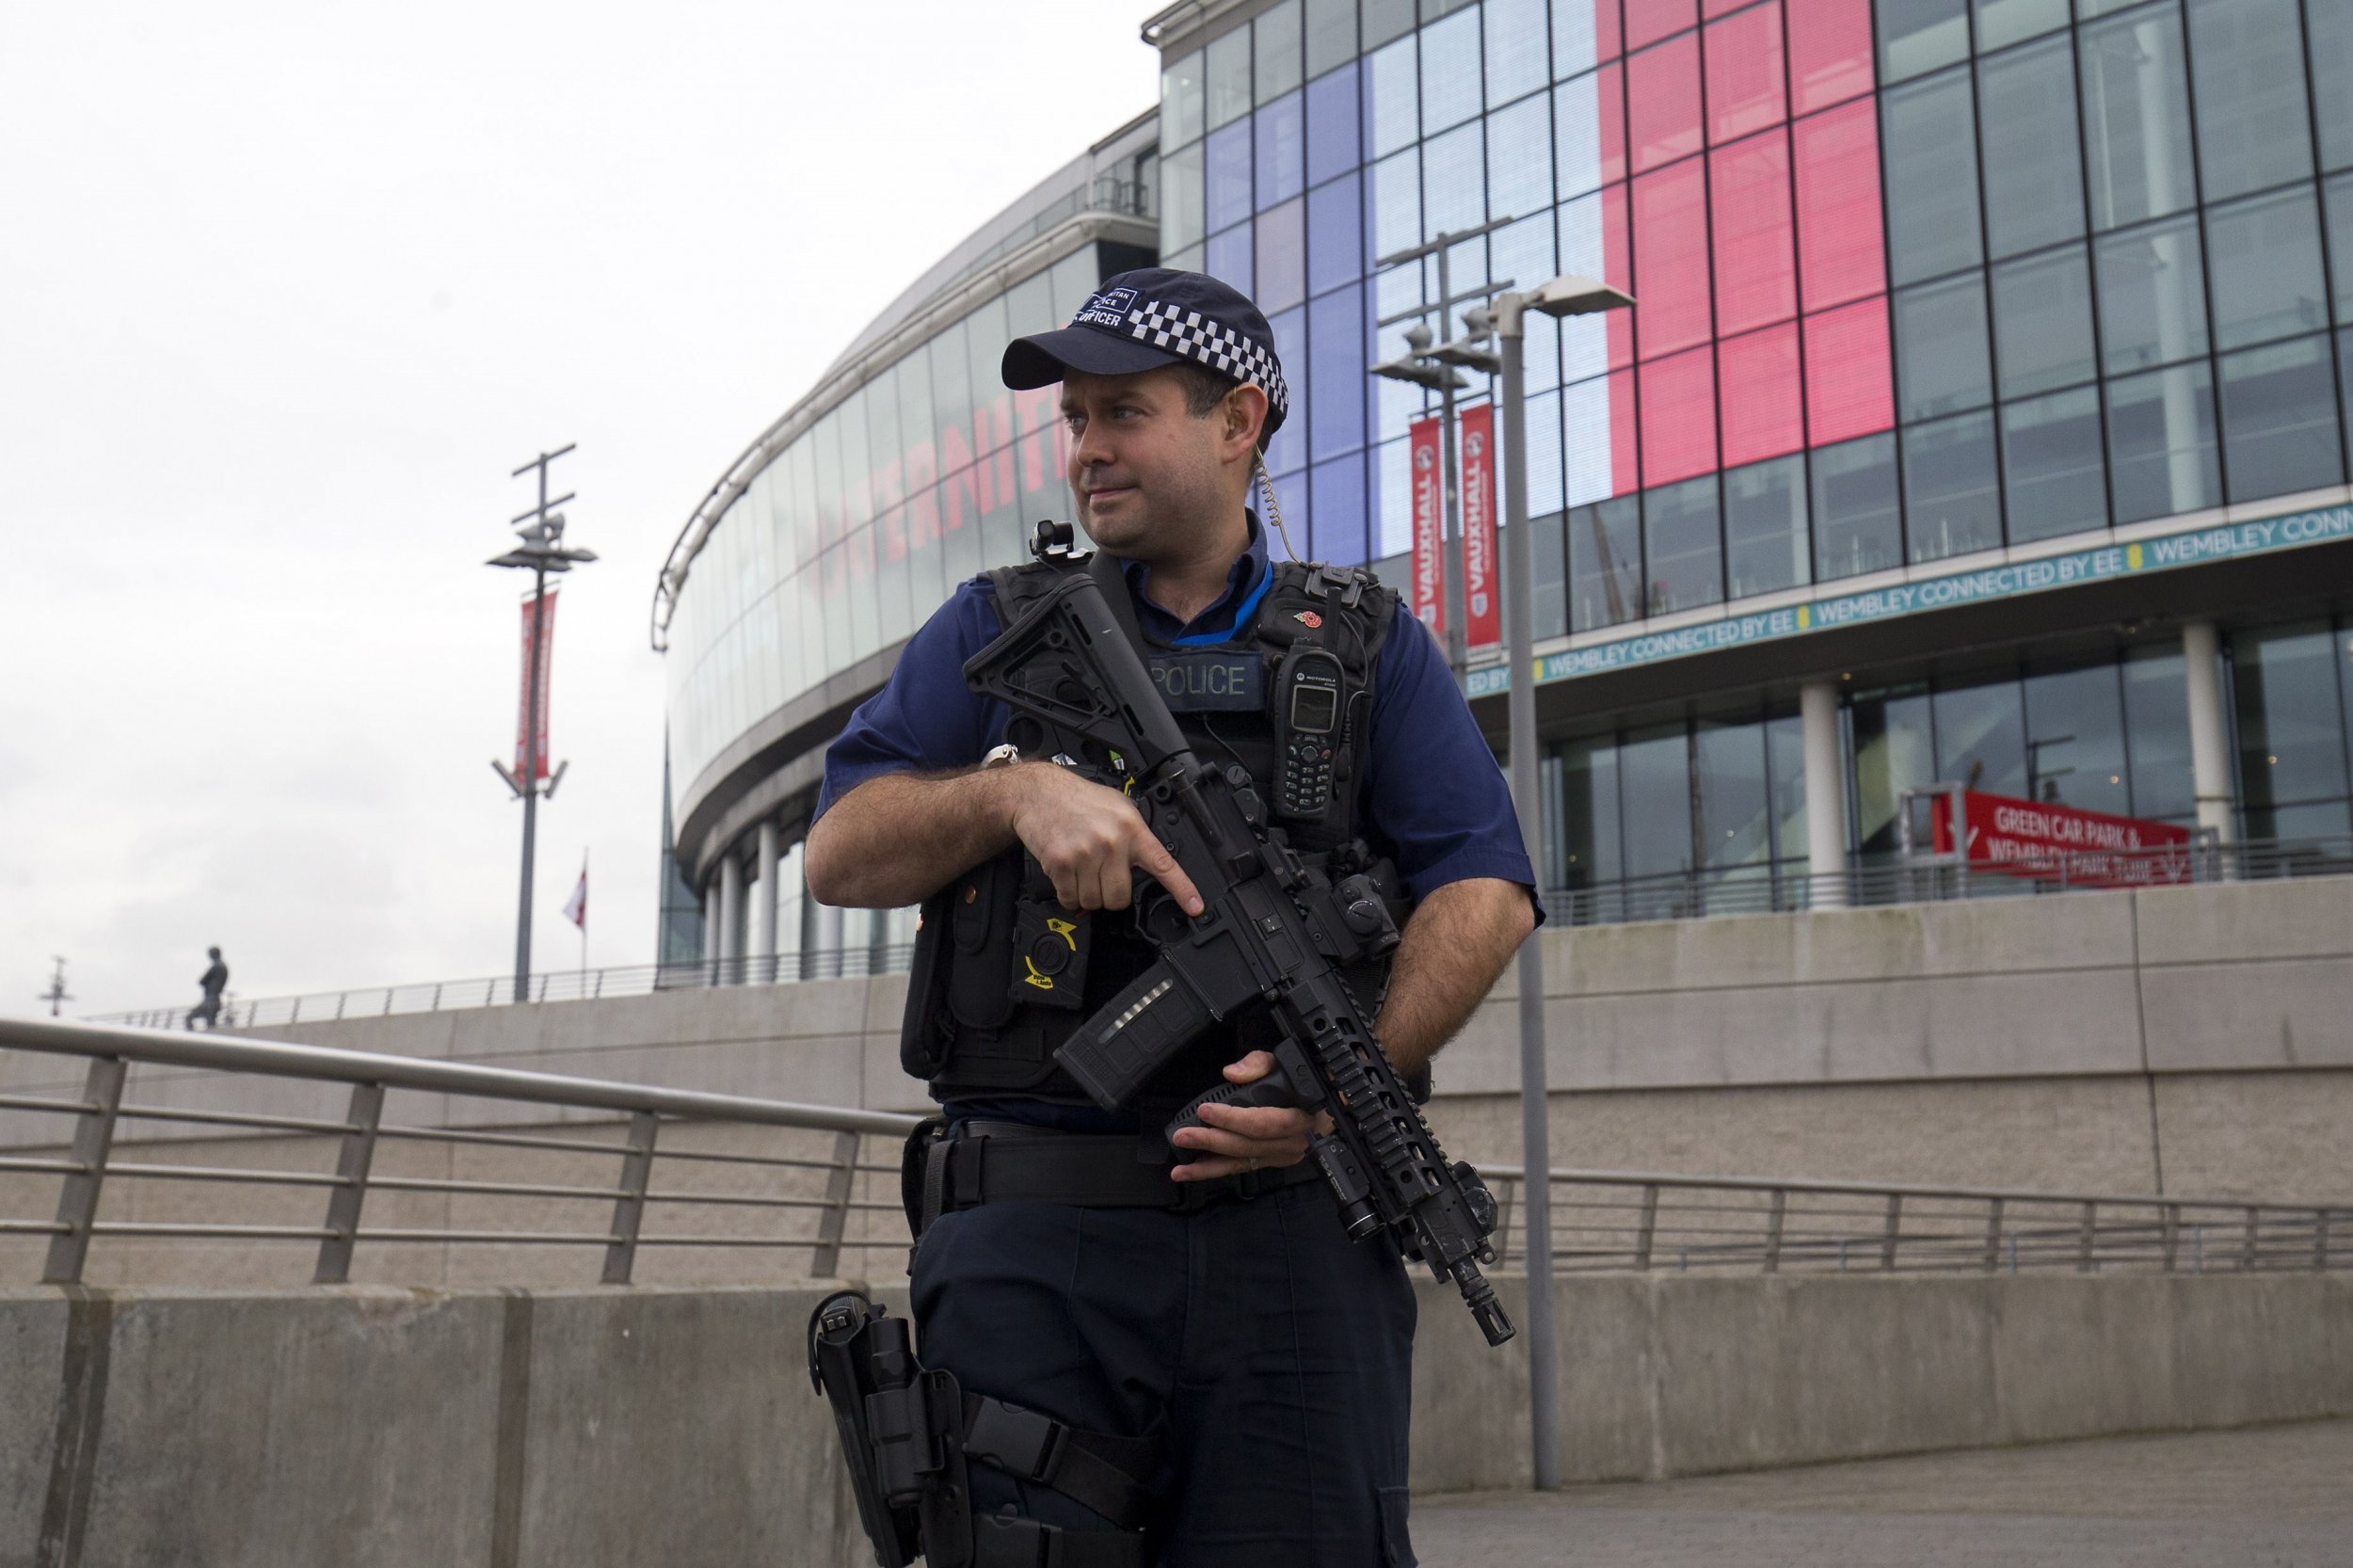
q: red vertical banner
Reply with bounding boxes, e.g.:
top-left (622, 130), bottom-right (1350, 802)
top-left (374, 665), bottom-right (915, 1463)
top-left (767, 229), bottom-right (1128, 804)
top-left (1408, 414), bottom-right (1445, 638)
top-left (1458, 403), bottom-right (1500, 650)
top-left (515, 587), bottom-right (557, 780)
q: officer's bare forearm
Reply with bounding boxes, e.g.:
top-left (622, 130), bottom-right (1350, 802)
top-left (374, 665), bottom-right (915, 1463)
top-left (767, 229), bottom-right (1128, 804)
top-left (803, 769), bottom-right (1021, 908)
top-left (1374, 876), bottom-right (1535, 1074)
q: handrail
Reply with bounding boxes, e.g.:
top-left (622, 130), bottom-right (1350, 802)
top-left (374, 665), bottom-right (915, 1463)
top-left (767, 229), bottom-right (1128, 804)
top-left (1473, 1163), bottom-right (2353, 1217)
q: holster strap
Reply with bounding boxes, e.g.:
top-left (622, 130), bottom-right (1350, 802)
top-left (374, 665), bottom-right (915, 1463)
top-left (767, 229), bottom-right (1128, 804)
top-left (971, 1512), bottom-right (1149, 1568)
top-left (962, 1394), bottom-right (1160, 1529)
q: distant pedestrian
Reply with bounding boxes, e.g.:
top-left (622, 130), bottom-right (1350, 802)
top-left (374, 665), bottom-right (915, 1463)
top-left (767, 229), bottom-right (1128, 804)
top-left (186, 947), bottom-right (228, 1030)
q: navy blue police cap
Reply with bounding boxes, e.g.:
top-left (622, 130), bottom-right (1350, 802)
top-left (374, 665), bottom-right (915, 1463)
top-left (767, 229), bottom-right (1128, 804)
top-left (1001, 267), bottom-right (1289, 437)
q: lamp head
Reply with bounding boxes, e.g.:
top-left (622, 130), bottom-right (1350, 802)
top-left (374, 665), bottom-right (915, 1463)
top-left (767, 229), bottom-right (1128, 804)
top-left (1524, 274), bottom-right (1637, 319)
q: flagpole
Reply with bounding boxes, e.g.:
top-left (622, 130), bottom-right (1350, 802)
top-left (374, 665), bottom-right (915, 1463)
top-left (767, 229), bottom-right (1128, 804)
top-left (579, 847), bottom-right (588, 976)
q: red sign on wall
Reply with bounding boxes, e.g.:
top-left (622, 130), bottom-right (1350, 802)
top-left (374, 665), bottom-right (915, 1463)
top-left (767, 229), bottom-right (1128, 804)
top-left (1459, 403), bottom-right (1500, 649)
top-left (1930, 791), bottom-right (2194, 888)
top-left (516, 588), bottom-right (557, 780)
top-left (1408, 414), bottom-right (1445, 638)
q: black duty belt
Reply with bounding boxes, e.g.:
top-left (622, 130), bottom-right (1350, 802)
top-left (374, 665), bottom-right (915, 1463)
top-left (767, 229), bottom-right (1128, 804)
top-left (911, 1119), bottom-right (1321, 1239)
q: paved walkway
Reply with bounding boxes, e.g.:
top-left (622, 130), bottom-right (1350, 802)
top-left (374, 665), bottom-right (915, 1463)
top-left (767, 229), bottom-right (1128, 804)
top-left (1412, 1420), bottom-right (2353, 1567)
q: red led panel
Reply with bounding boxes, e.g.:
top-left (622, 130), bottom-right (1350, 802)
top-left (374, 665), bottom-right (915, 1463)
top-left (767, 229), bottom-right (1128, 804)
top-left (1602, 183), bottom-right (1638, 370)
top-left (1705, 3), bottom-right (1785, 143)
top-left (1793, 100), bottom-right (1886, 312)
top-left (1701, 0), bottom-right (1747, 14)
top-left (1789, 0), bottom-right (1875, 114)
top-left (1598, 0), bottom-right (1623, 59)
top-left (1709, 128), bottom-right (1796, 337)
top-left (1595, 62), bottom-right (1627, 187)
top-left (1625, 0), bottom-right (1698, 51)
top-left (1803, 298), bottom-right (1894, 445)
top-left (1610, 367), bottom-right (1641, 493)
top-left (1640, 346), bottom-right (1718, 485)
top-left (1627, 33), bottom-right (1703, 173)
top-left (1718, 324), bottom-right (1805, 467)
top-left (1632, 159), bottom-right (1712, 358)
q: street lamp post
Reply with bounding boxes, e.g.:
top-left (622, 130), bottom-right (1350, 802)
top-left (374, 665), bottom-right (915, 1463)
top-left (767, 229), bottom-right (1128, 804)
top-left (1493, 275), bottom-right (1634, 1491)
top-left (488, 445), bottom-right (596, 1003)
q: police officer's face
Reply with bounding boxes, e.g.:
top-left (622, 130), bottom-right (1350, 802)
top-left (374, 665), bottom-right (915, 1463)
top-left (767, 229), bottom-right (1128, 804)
top-left (1060, 368), bottom-right (1254, 557)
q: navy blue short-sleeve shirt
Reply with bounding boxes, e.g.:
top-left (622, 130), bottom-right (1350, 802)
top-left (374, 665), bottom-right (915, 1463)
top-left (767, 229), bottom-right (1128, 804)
top-left (815, 521), bottom-right (1541, 910)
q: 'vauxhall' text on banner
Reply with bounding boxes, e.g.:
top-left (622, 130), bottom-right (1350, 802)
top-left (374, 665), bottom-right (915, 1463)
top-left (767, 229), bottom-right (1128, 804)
top-left (1460, 403), bottom-right (1499, 649)
top-left (516, 588), bottom-right (558, 781)
top-left (1408, 414), bottom-right (1445, 638)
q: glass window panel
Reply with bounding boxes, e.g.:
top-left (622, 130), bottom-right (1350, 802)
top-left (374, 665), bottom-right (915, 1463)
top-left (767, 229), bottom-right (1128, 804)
top-left (2234, 622), bottom-right (2353, 811)
top-left (1555, 65), bottom-right (1627, 200)
top-left (1310, 452), bottom-right (1369, 564)
top-left (1711, 129), bottom-right (1797, 336)
top-left (1487, 0), bottom-right (1551, 106)
top-left (2205, 184), bottom-right (2329, 349)
top-left (1570, 493), bottom-right (1644, 629)
top-left (1560, 185), bottom-right (1639, 376)
top-left (1621, 723), bottom-right (1695, 878)
top-left (1807, 433), bottom-right (1901, 579)
top-left (1528, 385), bottom-right (1568, 515)
top-left (1767, 711), bottom-right (1812, 862)
top-left (1365, 0), bottom-right (1418, 51)
top-left (1369, 436), bottom-right (1412, 556)
top-left (1308, 282), bottom-right (1367, 459)
top-left (1553, 0), bottom-right (1623, 79)
top-left (1642, 472), bottom-right (1724, 615)
top-left (1257, 199), bottom-right (1306, 312)
top-left (1632, 158), bottom-right (1712, 354)
top-left (1720, 322), bottom-right (1806, 467)
top-left (1422, 120), bottom-right (1486, 238)
top-left (2095, 215), bottom-right (2211, 374)
top-left (1640, 346), bottom-right (1719, 485)
top-left (1805, 298), bottom-right (1897, 443)
top-left (1266, 305), bottom-right (1309, 475)
top-left (2218, 335), bottom-right (2345, 500)
top-left (1724, 453), bottom-right (1811, 598)
top-left (2314, 0), bottom-right (2353, 172)
top-left (1534, 508), bottom-right (1570, 639)
top-left (2122, 643), bottom-right (2196, 820)
top-left (1992, 246), bottom-right (2097, 399)
top-left (1934, 677), bottom-right (2029, 799)
top-left (1161, 143), bottom-right (1207, 254)
top-left (1048, 248), bottom-right (1100, 322)
top-left (1903, 410), bottom-right (2004, 562)
top-left (2021, 663), bottom-right (2132, 814)
top-left (2001, 387), bottom-right (2109, 543)
top-left (1306, 0), bottom-right (1358, 76)
top-left (1207, 120), bottom-right (1255, 233)
top-left (1790, 0), bottom-right (1875, 112)
top-left (1371, 148), bottom-right (1422, 260)
top-left (1489, 96), bottom-right (1553, 221)
top-left (1978, 34), bottom-right (2086, 258)
top-left (1562, 367), bottom-right (1638, 506)
top-left (2105, 361), bottom-right (2221, 523)
top-left (1625, 0), bottom-right (1699, 52)
top-left (1257, 89), bottom-right (1306, 208)
top-left (1883, 69), bottom-right (1984, 286)
top-left (1705, 3), bottom-right (1786, 144)
top-left (1208, 24), bottom-right (1253, 129)
top-left (1697, 719), bottom-right (1773, 868)
top-left (1422, 8), bottom-right (1485, 132)
top-left (2080, 8), bottom-right (2199, 231)
top-left (1974, 0), bottom-right (2067, 51)
top-left (1627, 32), bottom-right (1704, 172)
top-left (1552, 734), bottom-right (1625, 889)
top-left (1793, 98), bottom-right (1887, 311)
top-left (1162, 50), bottom-right (1206, 152)
top-left (2185, 0), bottom-right (2314, 203)
top-left (1369, 34), bottom-right (1420, 157)
top-left (1896, 272), bottom-right (1994, 420)
top-left (1257, 1), bottom-right (1305, 104)
top-left (1879, 0), bottom-right (1968, 83)
top-left (1305, 59), bottom-right (1362, 186)
top-left (1306, 176), bottom-right (1362, 298)
top-left (1852, 683), bottom-right (1934, 854)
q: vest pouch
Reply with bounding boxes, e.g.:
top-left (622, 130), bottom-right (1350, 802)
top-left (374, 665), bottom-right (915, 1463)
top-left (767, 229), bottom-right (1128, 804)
top-left (946, 852), bottom-right (1020, 1032)
top-left (900, 886), bottom-right (957, 1080)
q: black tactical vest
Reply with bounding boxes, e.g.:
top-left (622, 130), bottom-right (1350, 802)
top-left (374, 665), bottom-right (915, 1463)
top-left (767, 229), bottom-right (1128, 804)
top-left (900, 554), bottom-right (1404, 1112)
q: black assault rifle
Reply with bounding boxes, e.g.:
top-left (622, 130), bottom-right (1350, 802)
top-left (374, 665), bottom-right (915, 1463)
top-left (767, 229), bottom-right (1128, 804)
top-left (962, 552), bottom-right (1515, 1346)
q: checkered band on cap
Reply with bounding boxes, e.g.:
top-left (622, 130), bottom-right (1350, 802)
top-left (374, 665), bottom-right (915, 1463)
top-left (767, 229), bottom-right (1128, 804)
top-left (1126, 300), bottom-right (1289, 424)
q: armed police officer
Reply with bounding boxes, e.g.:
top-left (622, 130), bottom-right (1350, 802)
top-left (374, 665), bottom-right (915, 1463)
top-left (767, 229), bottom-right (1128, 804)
top-left (805, 270), bottom-right (1538, 1567)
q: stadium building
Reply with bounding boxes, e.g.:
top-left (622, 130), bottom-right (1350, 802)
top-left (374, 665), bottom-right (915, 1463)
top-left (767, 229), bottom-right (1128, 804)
top-left (658, 0), bottom-right (2353, 976)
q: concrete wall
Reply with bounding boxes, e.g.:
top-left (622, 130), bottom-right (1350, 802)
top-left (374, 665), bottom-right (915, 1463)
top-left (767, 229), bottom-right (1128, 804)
top-left (7, 1272), bottom-right (2348, 1567)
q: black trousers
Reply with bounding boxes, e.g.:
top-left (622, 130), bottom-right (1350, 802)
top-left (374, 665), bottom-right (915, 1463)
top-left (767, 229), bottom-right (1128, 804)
top-left (909, 1178), bottom-right (1419, 1566)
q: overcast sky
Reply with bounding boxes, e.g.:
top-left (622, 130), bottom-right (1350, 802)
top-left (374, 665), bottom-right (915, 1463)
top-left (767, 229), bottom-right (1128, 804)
top-left (0, 2), bottom-right (1160, 1019)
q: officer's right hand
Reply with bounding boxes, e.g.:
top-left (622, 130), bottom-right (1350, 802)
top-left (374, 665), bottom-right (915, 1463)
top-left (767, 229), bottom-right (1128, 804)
top-left (1002, 763), bottom-right (1205, 917)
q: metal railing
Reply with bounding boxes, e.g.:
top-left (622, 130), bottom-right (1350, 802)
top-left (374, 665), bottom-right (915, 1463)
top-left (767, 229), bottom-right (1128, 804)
top-left (0, 1015), bottom-right (921, 1287)
top-left (1481, 1166), bottom-right (2352, 1277)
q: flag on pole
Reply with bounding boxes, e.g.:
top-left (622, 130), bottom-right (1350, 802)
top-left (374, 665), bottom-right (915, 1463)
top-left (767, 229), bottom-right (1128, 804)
top-left (562, 858), bottom-right (587, 931)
